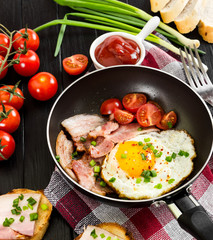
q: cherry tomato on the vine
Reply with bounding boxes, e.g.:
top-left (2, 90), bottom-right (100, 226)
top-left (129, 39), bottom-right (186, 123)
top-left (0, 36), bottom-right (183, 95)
top-left (0, 81), bottom-right (24, 110)
top-left (13, 50), bottom-right (40, 77)
top-left (28, 72), bottom-right (58, 101)
top-left (0, 33), bottom-right (10, 57)
top-left (0, 55), bottom-right (8, 80)
top-left (12, 28), bottom-right (40, 51)
top-left (0, 130), bottom-right (15, 160)
top-left (0, 104), bottom-right (21, 133)
top-left (63, 54), bottom-right (88, 75)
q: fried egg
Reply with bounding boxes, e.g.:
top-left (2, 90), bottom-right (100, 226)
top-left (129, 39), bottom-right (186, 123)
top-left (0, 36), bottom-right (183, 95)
top-left (101, 130), bottom-right (196, 199)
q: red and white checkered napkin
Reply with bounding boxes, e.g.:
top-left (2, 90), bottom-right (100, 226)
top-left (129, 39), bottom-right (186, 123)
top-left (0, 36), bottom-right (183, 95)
top-left (44, 40), bottom-right (213, 240)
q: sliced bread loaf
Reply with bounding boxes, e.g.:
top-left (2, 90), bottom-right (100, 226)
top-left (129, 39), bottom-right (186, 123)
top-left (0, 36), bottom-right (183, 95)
top-left (198, 0), bottom-right (213, 43)
top-left (160, 0), bottom-right (190, 23)
top-left (174, 0), bottom-right (205, 34)
top-left (150, 0), bottom-right (170, 12)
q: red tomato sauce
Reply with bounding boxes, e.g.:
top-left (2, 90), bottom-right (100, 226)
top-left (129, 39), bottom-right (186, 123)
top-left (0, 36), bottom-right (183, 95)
top-left (95, 35), bottom-right (141, 67)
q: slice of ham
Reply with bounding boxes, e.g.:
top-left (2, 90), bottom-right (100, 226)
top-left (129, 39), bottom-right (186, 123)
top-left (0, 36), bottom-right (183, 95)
top-left (90, 137), bottom-right (115, 158)
top-left (79, 225), bottom-right (125, 240)
top-left (89, 121), bottom-right (119, 138)
top-left (0, 193), bottom-right (41, 239)
top-left (106, 123), bottom-right (159, 143)
top-left (56, 130), bottom-right (77, 181)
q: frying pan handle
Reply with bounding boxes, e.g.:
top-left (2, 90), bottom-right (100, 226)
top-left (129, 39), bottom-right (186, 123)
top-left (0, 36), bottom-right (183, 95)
top-left (168, 193), bottom-right (213, 240)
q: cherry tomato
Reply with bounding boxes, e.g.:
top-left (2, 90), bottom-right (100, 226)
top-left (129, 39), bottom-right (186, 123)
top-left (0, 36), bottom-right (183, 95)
top-left (156, 111), bottom-right (177, 130)
top-left (0, 130), bottom-right (15, 160)
top-left (28, 72), bottom-right (58, 101)
top-left (100, 98), bottom-right (122, 115)
top-left (63, 54), bottom-right (88, 75)
top-left (122, 93), bottom-right (147, 113)
top-left (0, 55), bottom-right (8, 80)
top-left (12, 28), bottom-right (40, 51)
top-left (0, 104), bottom-right (20, 133)
top-left (136, 102), bottom-right (162, 127)
top-left (13, 50), bottom-right (40, 77)
top-left (147, 100), bottom-right (165, 116)
top-left (0, 81), bottom-right (24, 110)
top-left (0, 33), bottom-right (10, 57)
top-left (114, 109), bottom-right (134, 125)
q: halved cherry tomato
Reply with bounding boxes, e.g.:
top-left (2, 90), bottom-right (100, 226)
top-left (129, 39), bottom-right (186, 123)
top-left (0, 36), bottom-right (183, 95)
top-left (0, 33), bottom-right (10, 57)
top-left (156, 111), bottom-right (177, 130)
top-left (13, 50), bottom-right (40, 77)
top-left (114, 109), bottom-right (134, 125)
top-left (0, 81), bottom-right (24, 110)
top-left (0, 130), bottom-right (15, 160)
top-left (0, 104), bottom-right (21, 133)
top-left (100, 98), bottom-right (122, 115)
top-left (136, 102), bottom-right (162, 127)
top-left (147, 100), bottom-right (164, 116)
top-left (0, 55), bottom-right (8, 80)
top-left (122, 93), bottom-right (147, 113)
top-left (63, 54), bottom-right (88, 75)
top-left (12, 28), bottom-right (40, 51)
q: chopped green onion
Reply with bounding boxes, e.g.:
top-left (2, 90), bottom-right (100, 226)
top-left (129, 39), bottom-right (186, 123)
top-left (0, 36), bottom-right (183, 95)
top-left (19, 216), bottom-right (25, 222)
top-left (109, 177), bottom-right (116, 183)
top-left (144, 177), bottom-right (150, 183)
top-left (168, 178), bottom-right (175, 184)
top-left (90, 229), bottom-right (98, 239)
top-left (155, 152), bottom-right (162, 158)
top-left (28, 204), bottom-right (33, 210)
top-left (94, 173), bottom-right (99, 177)
top-left (184, 152), bottom-right (189, 157)
top-left (3, 218), bottom-right (14, 227)
top-left (41, 204), bottom-right (48, 211)
top-left (13, 198), bottom-right (19, 207)
top-left (29, 213), bottom-right (38, 221)
top-left (143, 145), bottom-right (148, 150)
top-left (11, 209), bottom-right (21, 215)
top-left (167, 121), bottom-right (173, 128)
top-left (138, 141), bottom-right (143, 146)
top-left (171, 152), bottom-right (177, 159)
top-left (141, 170), bottom-right (150, 178)
top-left (55, 155), bottom-right (60, 162)
top-left (91, 141), bottom-right (97, 146)
top-left (150, 170), bottom-right (157, 177)
top-left (153, 149), bottom-right (158, 154)
top-left (144, 138), bottom-right (150, 142)
top-left (137, 127), bottom-right (143, 131)
top-left (154, 183), bottom-right (162, 189)
top-left (27, 197), bottom-right (37, 206)
top-left (106, 237), bottom-right (112, 240)
top-left (72, 151), bottom-right (78, 158)
top-left (147, 143), bottom-right (152, 148)
top-left (136, 178), bottom-right (142, 183)
top-left (19, 194), bottom-right (24, 201)
top-left (178, 150), bottom-right (184, 156)
top-left (121, 153), bottom-right (127, 159)
top-left (150, 145), bottom-right (154, 150)
top-left (16, 206), bottom-right (22, 211)
top-left (165, 156), bottom-right (172, 162)
top-left (141, 153), bottom-right (146, 160)
top-left (23, 206), bottom-right (28, 211)
top-left (90, 159), bottom-right (96, 167)
top-left (94, 166), bottom-right (100, 173)
top-left (100, 233), bottom-right (105, 238)
top-left (100, 181), bottom-right (106, 187)
top-left (80, 136), bottom-right (86, 142)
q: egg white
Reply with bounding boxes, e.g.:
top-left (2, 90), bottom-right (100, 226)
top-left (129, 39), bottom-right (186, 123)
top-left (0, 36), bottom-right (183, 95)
top-left (101, 130), bottom-right (196, 199)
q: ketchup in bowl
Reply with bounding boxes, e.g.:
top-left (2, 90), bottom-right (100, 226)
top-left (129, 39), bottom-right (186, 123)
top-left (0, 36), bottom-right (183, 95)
top-left (94, 35), bottom-right (141, 67)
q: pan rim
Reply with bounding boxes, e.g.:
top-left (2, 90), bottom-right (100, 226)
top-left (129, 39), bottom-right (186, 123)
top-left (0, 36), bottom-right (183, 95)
top-left (46, 65), bottom-right (213, 203)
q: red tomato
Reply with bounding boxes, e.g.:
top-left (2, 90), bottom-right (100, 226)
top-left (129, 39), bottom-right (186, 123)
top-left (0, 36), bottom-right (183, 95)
top-left (0, 104), bottom-right (20, 133)
top-left (114, 109), bottom-right (134, 124)
top-left (156, 111), bottom-right (177, 130)
top-left (0, 55), bottom-right (8, 80)
top-left (0, 33), bottom-right (10, 57)
top-left (0, 130), bottom-right (15, 160)
top-left (147, 100), bottom-right (165, 116)
top-left (136, 102), bottom-right (162, 127)
top-left (12, 28), bottom-right (40, 51)
top-left (0, 82), bottom-right (24, 110)
top-left (28, 72), bottom-right (58, 101)
top-left (100, 98), bottom-right (122, 115)
top-left (13, 50), bottom-right (40, 77)
top-left (122, 93), bottom-right (147, 113)
top-left (63, 54), bottom-right (88, 75)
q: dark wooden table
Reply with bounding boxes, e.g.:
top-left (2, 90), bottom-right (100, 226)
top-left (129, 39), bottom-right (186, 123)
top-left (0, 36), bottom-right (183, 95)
top-left (0, 0), bottom-right (213, 239)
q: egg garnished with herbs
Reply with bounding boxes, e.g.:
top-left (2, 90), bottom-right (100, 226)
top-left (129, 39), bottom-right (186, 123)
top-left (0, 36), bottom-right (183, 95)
top-left (101, 130), bottom-right (196, 199)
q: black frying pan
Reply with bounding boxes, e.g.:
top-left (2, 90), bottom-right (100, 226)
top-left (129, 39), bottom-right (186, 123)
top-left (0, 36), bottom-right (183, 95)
top-left (47, 65), bottom-right (213, 240)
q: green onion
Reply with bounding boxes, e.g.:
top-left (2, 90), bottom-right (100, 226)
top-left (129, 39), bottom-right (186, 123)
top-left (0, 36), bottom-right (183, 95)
top-left (72, 151), bottom-right (78, 158)
top-left (23, 206), bottom-right (28, 211)
top-left (138, 141), bottom-right (143, 146)
top-left (153, 149), bottom-right (158, 154)
top-left (147, 143), bottom-right (152, 148)
top-left (19, 216), bottom-right (25, 222)
top-left (144, 138), bottom-right (150, 142)
top-left (137, 127), bottom-right (143, 131)
top-left (41, 204), bottom-right (48, 211)
top-left (100, 233), bottom-right (105, 238)
top-left (13, 198), bottom-right (19, 207)
top-left (121, 153), bottom-right (127, 159)
top-left (19, 194), bottom-right (24, 201)
top-left (141, 153), bottom-right (146, 160)
top-left (155, 152), bottom-right (162, 158)
top-left (150, 145), bottom-right (154, 150)
top-left (28, 204), bottom-right (33, 210)
top-left (90, 229), bottom-right (98, 239)
top-left (80, 136), bottom-right (86, 142)
top-left (109, 177), bottom-right (116, 183)
top-left (100, 181), bottom-right (106, 187)
top-left (150, 170), bottom-right (157, 177)
top-left (91, 141), bottom-right (97, 146)
top-left (11, 209), bottom-right (21, 215)
top-left (143, 145), bottom-right (148, 150)
top-left (27, 197), bottom-right (37, 206)
top-left (90, 159), bottom-right (96, 167)
top-left (94, 166), bottom-right (100, 173)
top-left (178, 150), bottom-right (189, 157)
top-left (184, 152), bottom-right (189, 157)
top-left (167, 121), bottom-right (173, 129)
top-left (55, 155), bottom-right (60, 162)
top-left (165, 156), bottom-right (172, 162)
top-left (94, 173), bottom-right (99, 177)
top-left (154, 183), bottom-right (162, 189)
top-left (136, 178), bottom-right (142, 183)
top-left (168, 178), bottom-right (175, 184)
top-left (3, 218), bottom-right (14, 227)
top-left (141, 170), bottom-right (150, 178)
top-left (171, 152), bottom-right (177, 159)
top-left (144, 177), bottom-right (150, 183)
top-left (106, 237), bottom-right (112, 240)
top-left (29, 213), bottom-right (38, 221)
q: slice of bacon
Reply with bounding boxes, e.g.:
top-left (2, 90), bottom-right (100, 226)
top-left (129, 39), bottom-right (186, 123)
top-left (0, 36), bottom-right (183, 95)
top-left (90, 137), bottom-right (115, 158)
top-left (89, 121), bottom-right (119, 138)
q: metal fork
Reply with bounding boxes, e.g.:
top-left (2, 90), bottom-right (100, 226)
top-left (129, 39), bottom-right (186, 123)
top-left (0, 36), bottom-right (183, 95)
top-left (180, 45), bottom-right (213, 107)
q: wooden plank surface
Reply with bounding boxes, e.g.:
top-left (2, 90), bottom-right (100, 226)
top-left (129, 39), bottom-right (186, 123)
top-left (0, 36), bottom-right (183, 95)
top-left (0, 0), bottom-right (212, 239)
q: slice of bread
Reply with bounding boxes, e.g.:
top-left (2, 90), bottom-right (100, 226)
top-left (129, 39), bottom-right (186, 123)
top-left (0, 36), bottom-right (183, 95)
top-left (198, 0), bottom-right (213, 43)
top-left (150, 0), bottom-right (170, 12)
top-left (5, 189), bottom-right (52, 240)
top-left (75, 222), bottom-right (134, 240)
top-left (174, 0), bottom-right (205, 34)
top-left (160, 0), bottom-right (190, 23)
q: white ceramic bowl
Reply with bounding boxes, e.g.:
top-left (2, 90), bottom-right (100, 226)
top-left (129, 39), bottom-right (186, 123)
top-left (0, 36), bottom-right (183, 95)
top-left (89, 16), bottom-right (160, 70)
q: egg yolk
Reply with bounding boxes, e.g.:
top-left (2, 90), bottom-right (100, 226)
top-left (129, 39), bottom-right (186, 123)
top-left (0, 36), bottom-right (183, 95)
top-left (115, 141), bottom-right (156, 178)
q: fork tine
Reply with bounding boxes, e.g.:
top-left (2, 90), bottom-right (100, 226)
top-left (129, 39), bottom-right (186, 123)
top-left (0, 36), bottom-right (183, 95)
top-left (193, 44), bottom-right (213, 86)
top-left (179, 48), bottom-right (197, 89)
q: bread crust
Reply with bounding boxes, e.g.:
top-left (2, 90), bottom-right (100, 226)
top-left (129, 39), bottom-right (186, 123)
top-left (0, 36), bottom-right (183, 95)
top-left (5, 189), bottom-right (52, 240)
top-left (198, 21), bottom-right (213, 43)
top-left (74, 222), bottom-right (134, 240)
top-left (150, 0), bottom-right (170, 12)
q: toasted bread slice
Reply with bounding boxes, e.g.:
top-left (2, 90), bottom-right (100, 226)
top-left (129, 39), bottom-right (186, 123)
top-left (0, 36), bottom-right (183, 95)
top-left (75, 222), bottom-right (134, 240)
top-left (6, 189), bottom-right (52, 240)
top-left (150, 0), bottom-right (170, 12)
